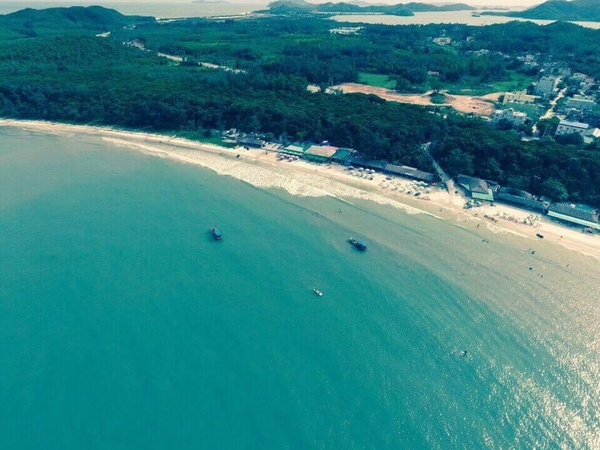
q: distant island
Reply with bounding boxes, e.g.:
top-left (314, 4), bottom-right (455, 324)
top-left (263, 0), bottom-right (475, 16)
top-left (0, 5), bottom-right (154, 35)
top-left (483, 0), bottom-right (600, 22)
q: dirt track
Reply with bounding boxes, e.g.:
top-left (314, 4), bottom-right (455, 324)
top-left (331, 83), bottom-right (501, 116)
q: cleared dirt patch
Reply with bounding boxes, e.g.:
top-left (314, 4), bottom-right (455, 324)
top-left (331, 83), bottom-right (500, 116)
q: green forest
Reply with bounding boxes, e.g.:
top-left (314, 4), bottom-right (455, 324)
top-left (0, 7), bottom-right (599, 207)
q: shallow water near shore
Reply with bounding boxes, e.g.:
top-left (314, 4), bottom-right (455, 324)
top-left (1, 128), bottom-right (599, 449)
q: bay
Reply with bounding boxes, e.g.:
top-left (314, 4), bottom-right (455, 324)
top-left (0, 128), bottom-right (599, 448)
top-left (331, 10), bottom-right (600, 30)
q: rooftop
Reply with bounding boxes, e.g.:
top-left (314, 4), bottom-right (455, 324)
top-left (347, 157), bottom-right (388, 170)
top-left (558, 120), bottom-right (589, 129)
top-left (305, 145), bottom-right (338, 158)
top-left (331, 148), bottom-right (354, 161)
top-left (570, 94), bottom-right (595, 102)
top-left (494, 109), bottom-right (527, 117)
top-left (284, 144), bottom-right (305, 152)
top-left (238, 136), bottom-right (264, 146)
top-left (457, 175), bottom-right (491, 195)
top-left (549, 203), bottom-right (599, 223)
top-left (498, 187), bottom-right (534, 200)
top-left (384, 164), bottom-right (434, 182)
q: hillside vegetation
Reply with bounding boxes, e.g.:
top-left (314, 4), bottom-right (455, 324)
top-left (0, 5), bottom-right (154, 39)
top-left (485, 0), bottom-right (600, 22)
top-left (0, 7), bottom-right (598, 207)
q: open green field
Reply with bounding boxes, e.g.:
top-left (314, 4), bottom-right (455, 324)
top-left (444, 72), bottom-right (537, 96)
top-left (358, 72), bottom-right (397, 89)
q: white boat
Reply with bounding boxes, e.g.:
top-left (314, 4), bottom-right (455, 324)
top-left (313, 288), bottom-right (323, 297)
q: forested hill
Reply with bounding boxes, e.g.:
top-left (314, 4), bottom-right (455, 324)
top-left (0, 6), bottom-right (155, 39)
top-left (265, 0), bottom-right (412, 15)
top-left (484, 0), bottom-right (600, 22)
top-left (0, 13), bottom-right (598, 206)
top-left (263, 0), bottom-right (474, 16)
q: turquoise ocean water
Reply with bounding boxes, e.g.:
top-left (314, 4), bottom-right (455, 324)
top-left (1, 128), bottom-right (599, 448)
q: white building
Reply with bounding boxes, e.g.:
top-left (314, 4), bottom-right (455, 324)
top-left (502, 91), bottom-right (538, 105)
top-left (581, 80), bottom-right (595, 91)
top-left (587, 128), bottom-right (600, 138)
top-left (548, 203), bottom-right (600, 230)
top-left (330, 27), bottom-right (363, 35)
top-left (555, 120), bottom-right (589, 136)
top-left (566, 95), bottom-right (596, 111)
top-left (535, 76), bottom-right (559, 97)
top-left (492, 109), bottom-right (527, 127)
top-left (433, 37), bottom-right (452, 46)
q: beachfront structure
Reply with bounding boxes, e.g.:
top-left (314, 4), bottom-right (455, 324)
top-left (384, 164), bottom-right (434, 183)
top-left (347, 157), bottom-right (388, 171)
top-left (555, 120), bottom-right (589, 137)
top-left (457, 175), bottom-right (494, 202)
top-left (331, 148), bottom-right (355, 164)
top-left (303, 145), bottom-right (338, 163)
top-left (547, 203), bottom-right (600, 230)
top-left (280, 144), bottom-right (306, 156)
top-left (238, 136), bottom-right (264, 148)
top-left (566, 95), bottom-right (596, 111)
top-left (535, 76), bottom-right (559, 97)
top-left (496, 187), bottom-right (549, 211)
top-left (492, 109), bottom-right (527, 127)
top-left (502, 91), bottom-right (538, 105)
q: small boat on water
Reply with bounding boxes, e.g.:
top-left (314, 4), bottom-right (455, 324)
top-left (349, 237), bottom-right (368, 251)
top-left (313, 288), bottom-right (323, 297)
top-left (210, 227), bottom-right (223, 240)
top-left (536, 233), bottom-right (544, 239)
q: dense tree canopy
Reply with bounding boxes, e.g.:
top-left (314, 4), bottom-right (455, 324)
top-left (0, 9), bottom-right (599, 206)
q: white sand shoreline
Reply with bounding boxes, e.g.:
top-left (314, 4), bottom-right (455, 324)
top-left (2, 118), bottom-right (599, 261)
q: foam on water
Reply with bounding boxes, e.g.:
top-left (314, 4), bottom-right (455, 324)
top-left (3, 120), bottom-right (597, 260)
top-left (102, 137), bottom-right (440, 219)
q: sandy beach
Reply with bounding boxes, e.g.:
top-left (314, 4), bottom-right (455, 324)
top-left (1, 118), bottom-right (599, 260)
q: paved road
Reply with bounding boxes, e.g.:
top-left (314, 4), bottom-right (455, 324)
top-left (540, 86), bottom-right (566, 120)
top-left (422, 142), bottom-right (456, 195)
